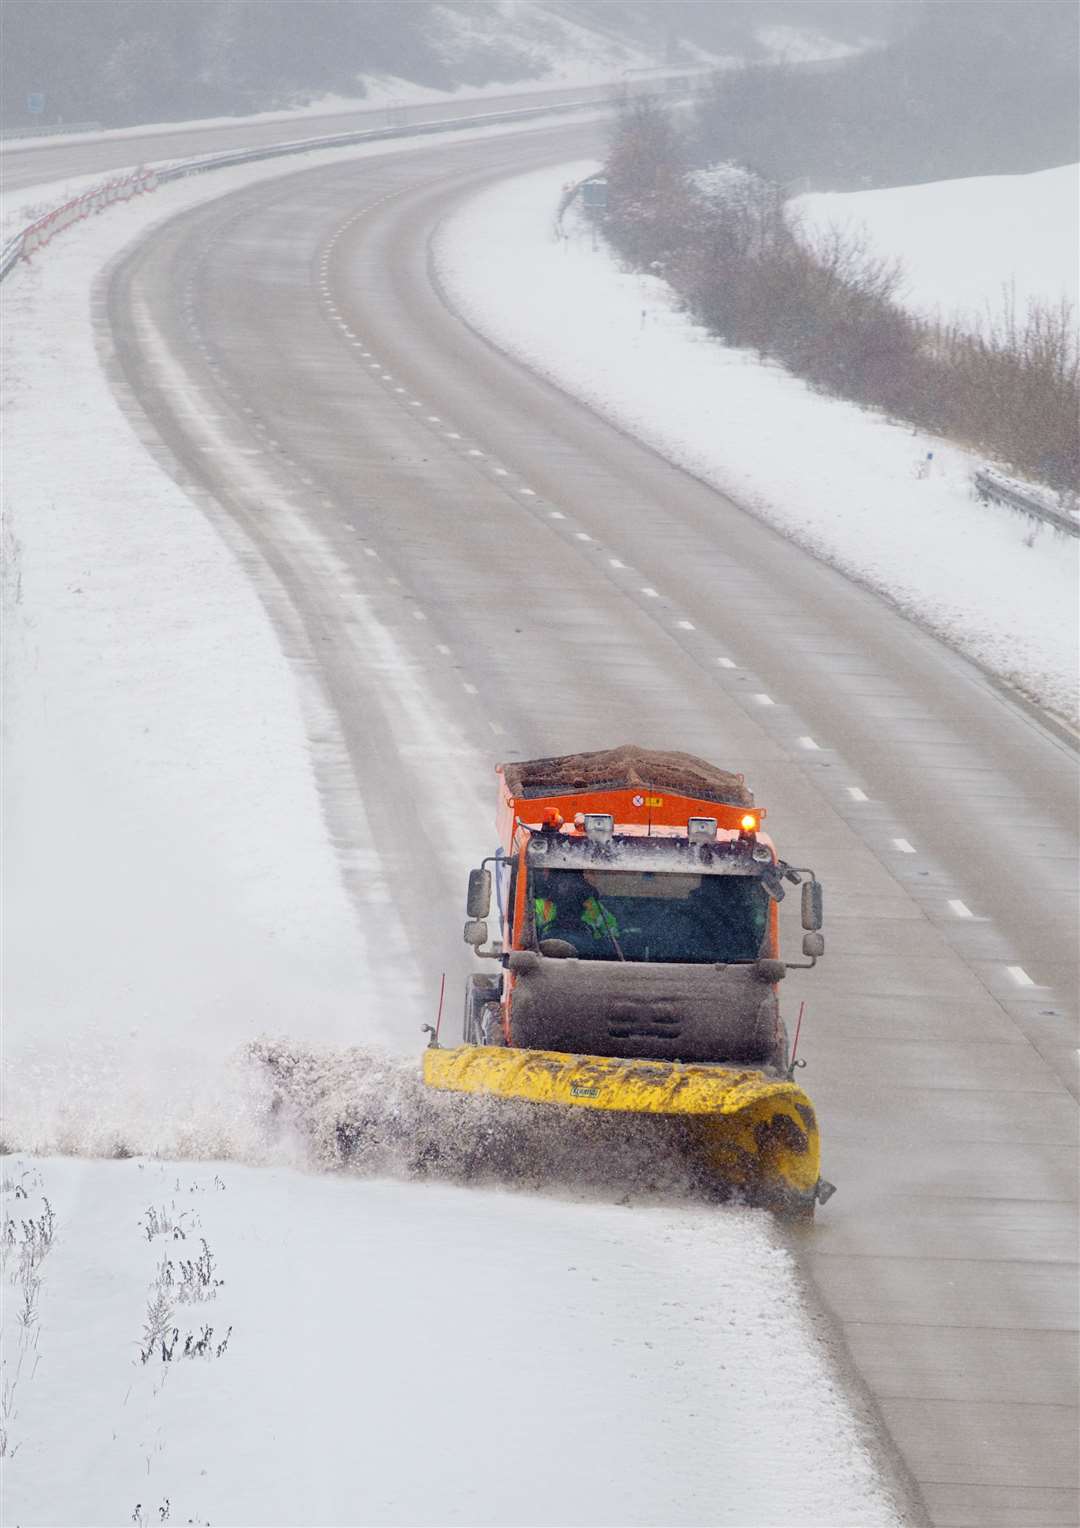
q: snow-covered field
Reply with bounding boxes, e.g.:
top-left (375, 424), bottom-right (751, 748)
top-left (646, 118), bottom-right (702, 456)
top-left (435, 161), bottom-right (1079, 724)
top-left (2, 127), bottom-right (905, 1525)
top-left (795, 163), bottom-right (1079, 321)
top-left (2, 1156), bottom-right (904, 1528)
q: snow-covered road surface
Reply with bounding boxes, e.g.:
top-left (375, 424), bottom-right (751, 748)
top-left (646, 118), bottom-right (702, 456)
top-left (3, 104), bottom-right (1074, 1528)
top-left (436, 161), bottom-right (1078, 726)
top-left (2, 121), bottom-right (914, 1528)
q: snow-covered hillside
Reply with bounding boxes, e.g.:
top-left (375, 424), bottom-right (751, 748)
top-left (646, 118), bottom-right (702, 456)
top-left (794, 164), bottom-right (1079, 321)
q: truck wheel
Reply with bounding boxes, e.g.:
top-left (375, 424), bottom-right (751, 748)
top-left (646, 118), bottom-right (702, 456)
top-left (464, 973), bottom-right (501, 1045)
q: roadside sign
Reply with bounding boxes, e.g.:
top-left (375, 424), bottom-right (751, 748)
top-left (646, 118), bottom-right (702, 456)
top-left (27, 93), bottom-right (45, 114)
top-left (582, 178), bottom-right (608, 211)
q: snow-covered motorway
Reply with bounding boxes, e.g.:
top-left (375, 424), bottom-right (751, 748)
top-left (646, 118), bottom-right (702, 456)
top-left (0, 80), bottom-right (622, 194)
top-left (5, 112), bottom-right (1078, 1526)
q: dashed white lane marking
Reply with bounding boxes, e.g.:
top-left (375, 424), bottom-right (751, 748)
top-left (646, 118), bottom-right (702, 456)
top-left (493, 467), bottom-right (509, 476)
top-left (427, 415), bottom-right (441, 423)
top-left (488, 720), bottom-right (506, 736)
top-left (676, 620), bottom-right (695, 631)
top-left (412, 610), bottom-right (426, 622)
top-left (798, 736), bottom-right (821, 750)
top-left (467, 448), bottom-right (484, 457)
top-left (752, 693), bottom-right (774, 707)
top-left (609, 558), bottom-right (626, 569)
top-left (716, 657), bottom-right (737, 669)
top-left (575, 532), bottom-right (592, 541)
top-left (364, 548), bottom-right (379, 559)
top-left (948, 900), bottom-right (975, 918)
top-left (1007, 965), bottom-right (1037, 987)
top-left (463, 682), bottom-right (478, 695)
top-left (519, 487), bottom-right (536, 496)
top-left (549, 511), bottom-right (565, 519)
top-left (409, 400), bottom-right (422, 406)
top-left (846, 786), bottom-right (868, 802)
top-left (394, 387), bottom-right (406, 394)
top-left (892, 838), bottom-right (917, 853)
top-left (436, 643), bottom-right (452, 656)
top-left (641, 587), bottom-right (659, 598)
top-left (446, 432), bottom-right (462, 440)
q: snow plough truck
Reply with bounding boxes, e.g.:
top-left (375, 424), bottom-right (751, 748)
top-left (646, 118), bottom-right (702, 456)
top-left (422, 746), bottom-right (835, 1216)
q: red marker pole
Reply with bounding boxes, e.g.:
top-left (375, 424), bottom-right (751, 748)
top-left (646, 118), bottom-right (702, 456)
top-left (434, 972), bottom-right (447, 1045)
top-left (790, 1001), bottom-right (805, 1068)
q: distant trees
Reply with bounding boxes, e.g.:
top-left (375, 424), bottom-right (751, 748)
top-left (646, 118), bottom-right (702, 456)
top-left (0, 0), bottom-right (463, 129)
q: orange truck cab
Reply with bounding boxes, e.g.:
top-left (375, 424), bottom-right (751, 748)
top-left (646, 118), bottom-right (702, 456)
top-left (459, 746), bottom-right (825, 1070)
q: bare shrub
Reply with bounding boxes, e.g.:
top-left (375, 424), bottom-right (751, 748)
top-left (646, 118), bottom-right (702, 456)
top-left (139, 1204), bottom-right (192, 1242)
top-left (1, 1192), bottom-right (56, 1457)
top-left (602, 101), bottom-right (1079, 495)
top-left (138, 1235), bottom-right (228, 1363)
top-left (933, 294), bottom-right (1079, 491)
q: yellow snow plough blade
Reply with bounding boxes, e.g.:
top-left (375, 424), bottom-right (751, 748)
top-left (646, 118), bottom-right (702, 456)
top-left (423, 1045), bottom-right (822, 1212)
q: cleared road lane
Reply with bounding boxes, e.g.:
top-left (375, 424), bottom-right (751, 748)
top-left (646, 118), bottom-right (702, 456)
top-left (101, 123), bottom-right (1078, 1527)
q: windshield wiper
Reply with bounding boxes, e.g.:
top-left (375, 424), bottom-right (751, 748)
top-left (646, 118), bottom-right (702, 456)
top-left (591, 895), bottom-right (626, 961)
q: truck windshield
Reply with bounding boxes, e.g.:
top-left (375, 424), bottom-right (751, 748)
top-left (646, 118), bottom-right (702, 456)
top-left (529, 867), bottom-right (768, 964)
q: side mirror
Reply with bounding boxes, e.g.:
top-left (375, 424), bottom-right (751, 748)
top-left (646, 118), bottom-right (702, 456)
top-left (802, 931), bottom-right (824, 959)
top-left (761, 870), bottom-right (786, 902)
top-left (466, 868), bottom-right (492, 919)
top-left (801, 880), bottom-right (823, 931)
top-left (464, 918), bottom-right (488, 947)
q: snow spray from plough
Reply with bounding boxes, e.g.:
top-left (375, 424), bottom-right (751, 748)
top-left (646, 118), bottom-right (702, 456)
top-left (421, 747), bottom-right (836, 1217)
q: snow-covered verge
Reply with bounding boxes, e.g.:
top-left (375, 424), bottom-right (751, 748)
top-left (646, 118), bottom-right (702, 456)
top-left (5, 121), bottom-right (610, 1161)
top-left (435, 161), bottom-right (1079, 725)
top-left (794, 163), bottom-right (1079, 321)
top-left (755, 24), bottom-right (870, 64)
top-left (1, 1157), bottom-right (903, 1528)
top-left (2, 127), bottom-right (907, 1526)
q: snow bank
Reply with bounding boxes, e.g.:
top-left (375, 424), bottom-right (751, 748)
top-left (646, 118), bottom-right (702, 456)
top-left (1, 1156), bottom-right (903, 1527)
top-left (756, 25), bottom-right (870, 63)
top-left (795, 164), bottom-right (1080, 321)
top-left (435, 161), bottom-right (1079, 723)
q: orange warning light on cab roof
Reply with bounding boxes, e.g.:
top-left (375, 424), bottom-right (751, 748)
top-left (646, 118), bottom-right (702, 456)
top-left (740, 813), bottom-right (758, 832)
